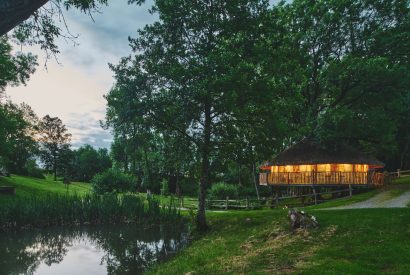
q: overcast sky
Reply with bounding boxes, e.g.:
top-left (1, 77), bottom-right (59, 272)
top-left (6, 0), bottom-right (156, 149)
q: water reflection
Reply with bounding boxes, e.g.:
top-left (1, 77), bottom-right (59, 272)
top-left (0, 223), bottom-right (188, 274)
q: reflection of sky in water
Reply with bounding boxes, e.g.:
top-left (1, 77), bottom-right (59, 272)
top-left (34, 239), bottom-right (106, 275)
top-left (0, 225), bottom-right (188, 275)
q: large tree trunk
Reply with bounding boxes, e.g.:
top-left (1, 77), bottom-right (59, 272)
top-left (252, 161), bottom-right (260, 200)
top-left (196, 102), bottom-right (211, 231)
top-left (0, 0), bottom-right (49, 35)
top-left (143, 146), bottom-right (153, 190)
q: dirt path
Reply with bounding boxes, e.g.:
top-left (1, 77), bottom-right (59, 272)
top-left (327, 184), bottom-right (410, 209)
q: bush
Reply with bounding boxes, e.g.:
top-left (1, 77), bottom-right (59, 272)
top-left (24, 160), bottom-right (45, 179)
top-left (91, 169), bottom-right (136, 194)
top-left (208, 182), bottom-right (239, 200)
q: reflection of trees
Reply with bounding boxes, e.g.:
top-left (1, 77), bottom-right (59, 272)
top-left (0, 223), bottom-right (187, 275)
top-left (0, 228), bottom-right (79, 275)
top-left (90, 224), bottom-right (188, 274)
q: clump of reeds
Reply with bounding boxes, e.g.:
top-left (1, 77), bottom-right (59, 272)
top-left (0, 193), bottom-right (182, 231)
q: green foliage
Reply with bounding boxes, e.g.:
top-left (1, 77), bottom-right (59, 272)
top-left (0, 102), bottom-right (38, 174)
top-left (38, 115), bottom-right (72, 181)
top-left (91, 169), bottom-right (136, 194)
top-left (0, 37), bottom-right (37, 92)
top-left (0, 193), bottom-right (181, 231)
top-left (208, 183), bottom-right (239, 200)
top-left (24, 159), bottom-right (45, 179)
top-left (66, 145), bottom-right (112, 182)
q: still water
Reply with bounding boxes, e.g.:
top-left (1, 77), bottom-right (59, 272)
top-left (0, 223), bottom-right (188, 275)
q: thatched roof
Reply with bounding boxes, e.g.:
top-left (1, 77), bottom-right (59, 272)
top-left (264, 138), bottom-right (384, 167)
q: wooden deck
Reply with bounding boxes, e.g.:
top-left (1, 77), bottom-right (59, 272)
top-left (259, 171), bottom-right (384, 186)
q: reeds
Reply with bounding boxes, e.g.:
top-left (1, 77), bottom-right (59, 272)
top-left (0, 193), bottom-right (181, 231)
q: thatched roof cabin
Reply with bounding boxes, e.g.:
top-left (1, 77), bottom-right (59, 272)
top-left (259, 139), bottom-right (384, 186)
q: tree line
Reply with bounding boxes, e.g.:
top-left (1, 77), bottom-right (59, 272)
top-left (0, 101), bottom-right (111, 181)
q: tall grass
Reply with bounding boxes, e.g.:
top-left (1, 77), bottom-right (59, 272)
top-left (0, 193), bottom-right (182, 231)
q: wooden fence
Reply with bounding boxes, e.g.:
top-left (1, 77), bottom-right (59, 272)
top-left (389, 169), bottom-right (410, 178)
top-left (176, 186), bottom-right (358, 210)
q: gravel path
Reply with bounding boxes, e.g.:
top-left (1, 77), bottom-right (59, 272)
top-left (327, 185), bottom-right (410, 209)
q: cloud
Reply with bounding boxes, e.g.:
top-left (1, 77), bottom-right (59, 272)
top-left (7, 0), bottom-right (157, 150)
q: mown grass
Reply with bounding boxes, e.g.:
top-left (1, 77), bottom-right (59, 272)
top-left (149, 208), bottom-right (410, 274)
top-left (0, 175), bottom-right (91, 198)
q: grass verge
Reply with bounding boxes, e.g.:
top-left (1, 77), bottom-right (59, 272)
top-left (149, 208), bottom-right (410, 274)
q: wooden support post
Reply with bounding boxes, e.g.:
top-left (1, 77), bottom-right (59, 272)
top-left (349, 184), bottom-right (352, 198)
top-left (180, 196), bottom-right (184, 208)
top-left (312, 186), bottom-right (317, 205)
top-left (246, 196), bottom-right (249, 209)
top-left (275, 191), bottom-right (279, 206)
top-left (225, 196), bottom-right (229, 210)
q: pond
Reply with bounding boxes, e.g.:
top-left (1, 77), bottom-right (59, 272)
top-left (0, 223), bottom-right (188, 274)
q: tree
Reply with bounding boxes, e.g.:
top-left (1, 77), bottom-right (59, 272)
top-left (0, 0), bottom-right (110, 36)
top-left (38, 115), bottom-right (71, 181)
top-left (254, 0), bottom-right (410, 162)
top-left (109, 0), bottom-right (271, 230)
top-left (0, 37), bottom-right (37, 93)
top-left (66, 144), bottom-right (112, 182)
top-left (0, 101), bottom-right (39, 173)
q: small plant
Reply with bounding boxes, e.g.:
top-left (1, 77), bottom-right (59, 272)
top-left (91, 169), bottom-right (136, 194)
top-left (208, 182), bottom-right (239, 200)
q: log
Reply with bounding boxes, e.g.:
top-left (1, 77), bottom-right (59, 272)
top-left (288, 209), bottom-right (318, 231)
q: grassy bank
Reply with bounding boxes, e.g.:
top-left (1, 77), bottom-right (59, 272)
top-left (151, 178), bottom-right (410, 274)
top-left (150, 208), bottom-right (410, 274)
top-left (0, 192), bottom-right (181, 231)
top-left (0, 175), bottom-right (181, 231)
top-left (0, 175), bottom-right (91, 198)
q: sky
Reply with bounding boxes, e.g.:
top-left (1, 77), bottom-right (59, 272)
top-left (5, 0), bottom-right (156, 149)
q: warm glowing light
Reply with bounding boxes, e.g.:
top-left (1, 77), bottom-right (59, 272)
top-left (267, 163), bottom-right (370, 173)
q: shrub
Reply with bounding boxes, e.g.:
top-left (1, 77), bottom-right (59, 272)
top-left (91, 169), bottom-right (136, 194)
top-left (24, 160), bottom-right (45, 179)
top-left (208, 182), bottom-right (239, 200)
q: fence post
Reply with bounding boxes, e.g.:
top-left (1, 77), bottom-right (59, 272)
top-left (246, 196), bottom-right (249, 209)
top-left (349, 184), bottom-right (352, 198)
top-left (180, 196), bottom-right (184, 208)
top-left (312, 186), bottom-right (317, 205)
top-left (397, 169), bottom-right (401, 178)
top-left (225, 196), bottom-right (229, 210)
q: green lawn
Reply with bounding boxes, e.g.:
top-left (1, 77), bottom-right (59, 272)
top-left (150, 208), bottom-right (410, 274)
top-left (150, 178), bottom-right (410, 274)
top-left (0, 175), bottom-right (91, 204)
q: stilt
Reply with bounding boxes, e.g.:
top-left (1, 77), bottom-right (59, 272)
top-left (312, 186), bottom-right (317, 205)
top-left (349, 184), bottom-right (352, 198)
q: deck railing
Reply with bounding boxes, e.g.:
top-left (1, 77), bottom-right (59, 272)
top-left (260, 171), bottom-right (384, 185)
